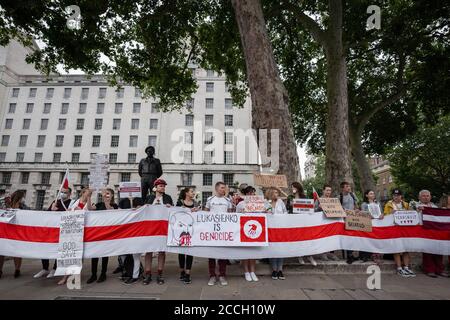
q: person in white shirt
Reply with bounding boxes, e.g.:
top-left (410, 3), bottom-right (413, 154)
top-left (205, 182), bottom-right (233, 286)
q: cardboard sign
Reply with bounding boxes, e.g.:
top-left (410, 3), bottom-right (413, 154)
top-left (253, 174), bottom-right (288, 188)
top-left (167, 208), bottom-right (268, 247)
top-left (243, 195), bottom-right (266, 213)
top-left (345, 210), bottom-right (372, 232)
top-left (292, 199), bottom-right (315, 214)
top-left (119, 182), bottom-right (141, 198)
top-left (394, 210), bottom-right (420, 226)
top-left (319, 198), bottom-right (346, 218)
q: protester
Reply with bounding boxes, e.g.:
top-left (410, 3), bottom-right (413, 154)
top-left (70, 187), bottom-right (95, 211)
top-left (236, 185), bottom-right (259, 282)
top-left (176, 187), bottom-right (199, 284)
top-left (339, 182), bottom-right (360, 264)
top-left (265, 187), bottom-right (287, 280)
top-left (439, 194), bottom-right (450, 209)
top-left (144, 179), bottom-right (173, 285)
top-left (205, 182), bottom-right (233, 286)
top-left (361, 190), bottom-right (383, 264)
top-left (383, 189), bottom-right (416, 277)
top-left (0, 190), bottom-right (27, 279)
top-left (34, 187), bottom-right (72, 279)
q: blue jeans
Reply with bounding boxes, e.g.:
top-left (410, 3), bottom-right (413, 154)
top-left (270, 258), bottom-right (284, 271)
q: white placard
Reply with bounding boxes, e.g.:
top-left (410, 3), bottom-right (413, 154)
top-left (368, 203), bottom-right (382, 218)
top-left (243, 196), bottom-right (266, 213)
top-left (119, 182), bottom-right (142, 198)
top-left (292, 199), bottom-right (315, 214)
top-left (0, 209), bottom-right (16, 223)
top-left (393, 210), bottom-right (420, 226)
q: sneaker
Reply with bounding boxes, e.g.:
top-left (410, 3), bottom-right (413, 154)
top-left (346, 256), bottom-right (355, 265)
top-left (97, 273), bottom-right (107, 283)
top-left (14, 270), bottom-right (21, 278)
top-left (87, 274), bottom-right (97, 284)
top-left (219, 276), bottom-right (228, 286)
top-left (124, 277), bottom-right (139, 285)
top-left (396, 268), bottom-right (409, 277)
top-left (298, 257), bottom-right (305, 265)
top-left (208, 276), bottom-right (217, 286)
top-left (437, 272), bottom-right (449, 278)
top-left (183, 274), bottom-right (192, 284)
top-left (426, 272), bottom-right (438, 278)
top-left (271, 271), bottom-right (278, 280)
top-left (179, 271), bottom-right (186, 281)
top-left (403, 267), bottom-right (416, 277)
top-left (250, 272), bottom-right (259, 282)
top-left (112, 266), bottom-right (123, 274)
top-left (244, 272), bottom-right (252, 282)
top-left (156, 274), bottom-right (165, 285)
top-left (33, 269), bottom-right (49, 279)
top-left (277, 271), bottom-right (285, 280)
top-left (308, 256), bottom-right (317, 266)
top-left (143, 274), bottom-right (152, 285)
top-left (47, 270), bottom-right (56, 278)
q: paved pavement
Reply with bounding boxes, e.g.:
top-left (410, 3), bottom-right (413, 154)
top-left (0, 255), bottom-right (449, 300)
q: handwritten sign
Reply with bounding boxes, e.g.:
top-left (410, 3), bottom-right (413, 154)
top-left (54, 210), bottom-right (85, 276)
top-left (253, 174), bottom-right (288, 188)
top-left (243, 195), bottom-right (266, 213)
top-left (319, 198), bottom-right (347, 218)
top-left (345, 210), bottom-right (372, 232)
top-left (89, 154), bottom-right (109, 191)
top-left (292, 199), bottom-right (315, 214)
top-left (0, 210), bottom-right (16, 223)
top-left (394, 210), bottom-right (420, 226)
top-left (368, 203), bottom-right (382, 218)
top-left (167, 208), bottom-right (268, 247)
top-left (119, 182), bottom-right (141, 198)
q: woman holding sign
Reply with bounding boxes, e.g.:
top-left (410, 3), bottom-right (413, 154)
top-left (361, 190), bottom-right (383, 264)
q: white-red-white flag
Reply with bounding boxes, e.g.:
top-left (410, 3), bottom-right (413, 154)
top-left (57, 167), bottom-right (71, 210)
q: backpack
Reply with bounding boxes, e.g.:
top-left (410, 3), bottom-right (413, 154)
top-left (122, 254), bottom-right (144, 279)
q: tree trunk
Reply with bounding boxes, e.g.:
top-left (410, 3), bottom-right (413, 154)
top-left (324, 0), bottom-right (353, 194)
top-left (231, 0), bottom-right (301, 186)
top-left (349, 124), bottom-right (376, 193)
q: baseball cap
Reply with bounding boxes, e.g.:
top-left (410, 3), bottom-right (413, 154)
top-left (153, 179), bottom-right (167, 187)
top-left (392, 189), bottom-right (402, 196)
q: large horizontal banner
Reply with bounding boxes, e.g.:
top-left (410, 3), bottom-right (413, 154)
top-left (0, 206), bottom-right (449, 259)
top-left (167, 208), bottom-right (268, 247)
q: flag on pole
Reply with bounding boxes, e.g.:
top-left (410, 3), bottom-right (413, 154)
top-left (312, 187), bottom-right (319, 202)
top-left (422, 207), bottom-right (450, 231)
top-left (57, 167), bottom-right (70, 210)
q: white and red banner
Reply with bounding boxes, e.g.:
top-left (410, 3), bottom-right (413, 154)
top-left (0, 205), bottom-right (449, 259)
top-left (422, 207), bottom-right (450, 231)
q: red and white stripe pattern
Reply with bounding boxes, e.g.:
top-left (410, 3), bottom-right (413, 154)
top-left (422, 207), bottom-right (450, 231)
top-left (0, 206), bottom-right (449, 259)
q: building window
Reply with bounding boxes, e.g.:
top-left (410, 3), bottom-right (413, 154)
top-left (109, 153), bottom-right (118, 164)
top-left (73, 135), bottom-right (82, 147)
top-left (97, 103), bottom-right (104, 114)
top-left (55, 135), bottom-right (64, 147)
top-left (205, 98), bottom-right (214, 109)
top-left (183, 151), bottom-right (193, 164)
top-left (35, 152), bottom-right (43, 162)
top-left (71, 153), bottom-right (80, 163)
top-left (21, 172), bottom-right (29, 184)
top-left (35, 190), bottom-right (45, 210)
top-left (29, 88), bottom-right (37, 98)
top-left (131, 119), bottom-right (140, 130)
top-left (23, 119), bottom-right (31, 129)
top-left (148, 135), bottom-right (157, 147)
top-left (46, 88), bottom-right (54, 99)
top-left (115, 103), bottom-right (123, 114)
top-left (61, 103), bottom-right (69, 114)
top-left (81, 88), bottom-right (89, 99)
top-left (37, 135), bottom-right (46, 148)
top-left (79, 103), bottom-right (87, 114)
top-left (19, 135), bottom-right (28, 147)
top-left (206, 82), bottom-right (214, 92)
top-left (121, 173), bottom-right (131, 182)
top-left (205, 115), bottom-right (214, 127)
top-left (76, 119), bottom-right (84, 130)
top-left (206, 70), bottom-right (215, 77)
top-left (43, 103), bottom-right (51, 114)
top-left (185, 132), bottom-right (193, 144)
top-left (5, 119), bottom-right (13, 129)
top-left (41, 172), bottom-right (51, 184)
top-left (40, 119), bottom-right (48, 130)
top-left (16, 153), bottom-right (24, 162)
top-left (225, 98), bottom-right (233, 109)
top-left (58, 119), bottom-right (67, 130)
top-left (98, 88), bottom-right (107, 99)
top-left (151, 103), bottom-right (159, 113)
top-left (26, 103), bottom-right (34, 113)
top-left (92, 135), bottom-right (101, 147)
top-left (185, 115), bottom-right (194, 126)
top-left (94, 119), bottom-right (103, 130)
top-left (224, 132), bottom-right (233, 145)
top-left (133, 103), bottom-right (141, 113)
top-left (204, 132), bottom-right (214, 144)
top-left (181, 172), bottom-right (193, 186)
top-left (135, 88), bottom-right (141, 98)
top-left (128, 153), bottom-right (136, 163)
top-left (53, 153), bottom-right (61, 163)
top-left (77, 173), bottom-right (88, 186)
top-left (224, 151), bottom-right (234, 164)
top-left (116, 88), bottom-right (124, 98)
top-left (63, 88), bottom-right (72, 99)
top-left (223, 173), bottom-right (234, 186)
top-left (149, 119), bottom-right (158, 129)
top-left (110, 119), bottom-right (121, 131)
top-left (1, 172), bottom-right (12, 184)
top-left (204, 151), bottom-right (214, 164)
top-left (12, 88), bottom-right (20, 97)
top-left (1, 135), bottom-right (10, 147)
top-left (129, 135), bottom-right (138, 147)
top-left (202, 192), bottom-right (213, 205)
top-left (8, 103), bottom-right (16, 113)
top-left (225, 115), bottom-right (233, 127)
top-left (111, 136), bottom-right (120, 147)
top-left (0, 153), bottom-right (5, 162)
top-left (203, 173), bottom-right (213, 186)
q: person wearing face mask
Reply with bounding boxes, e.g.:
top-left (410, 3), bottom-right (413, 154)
top-left (33, 187), bottom-right (73, 280)
top-left (139, 146), bottom-right (163, 201)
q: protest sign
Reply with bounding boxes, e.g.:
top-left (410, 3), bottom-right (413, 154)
top-left (89, 154), bottom-right (109, 191)
top-left (0, 209), bottom-right (16, 223)
top-left (394, 210), bottom-right (420, 226)
top-left (119, 182), bottom-right (141, 198)
top-left (167, 208), bottom-right (268, 247)
top-left (319, 198), bottom-right (347, 218)
top-left (368, 203), bottom-right (382, 218)
top-left (345, 210), bottom-right (372, 232)
top-left (243, 195), bottom-right (266, 213)
top-left (292, 199), bottom-right (315, 214)
top-left (54, 210), bottom-right (85, 276)
top-left (253, 174), bottom-right (288, 188)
